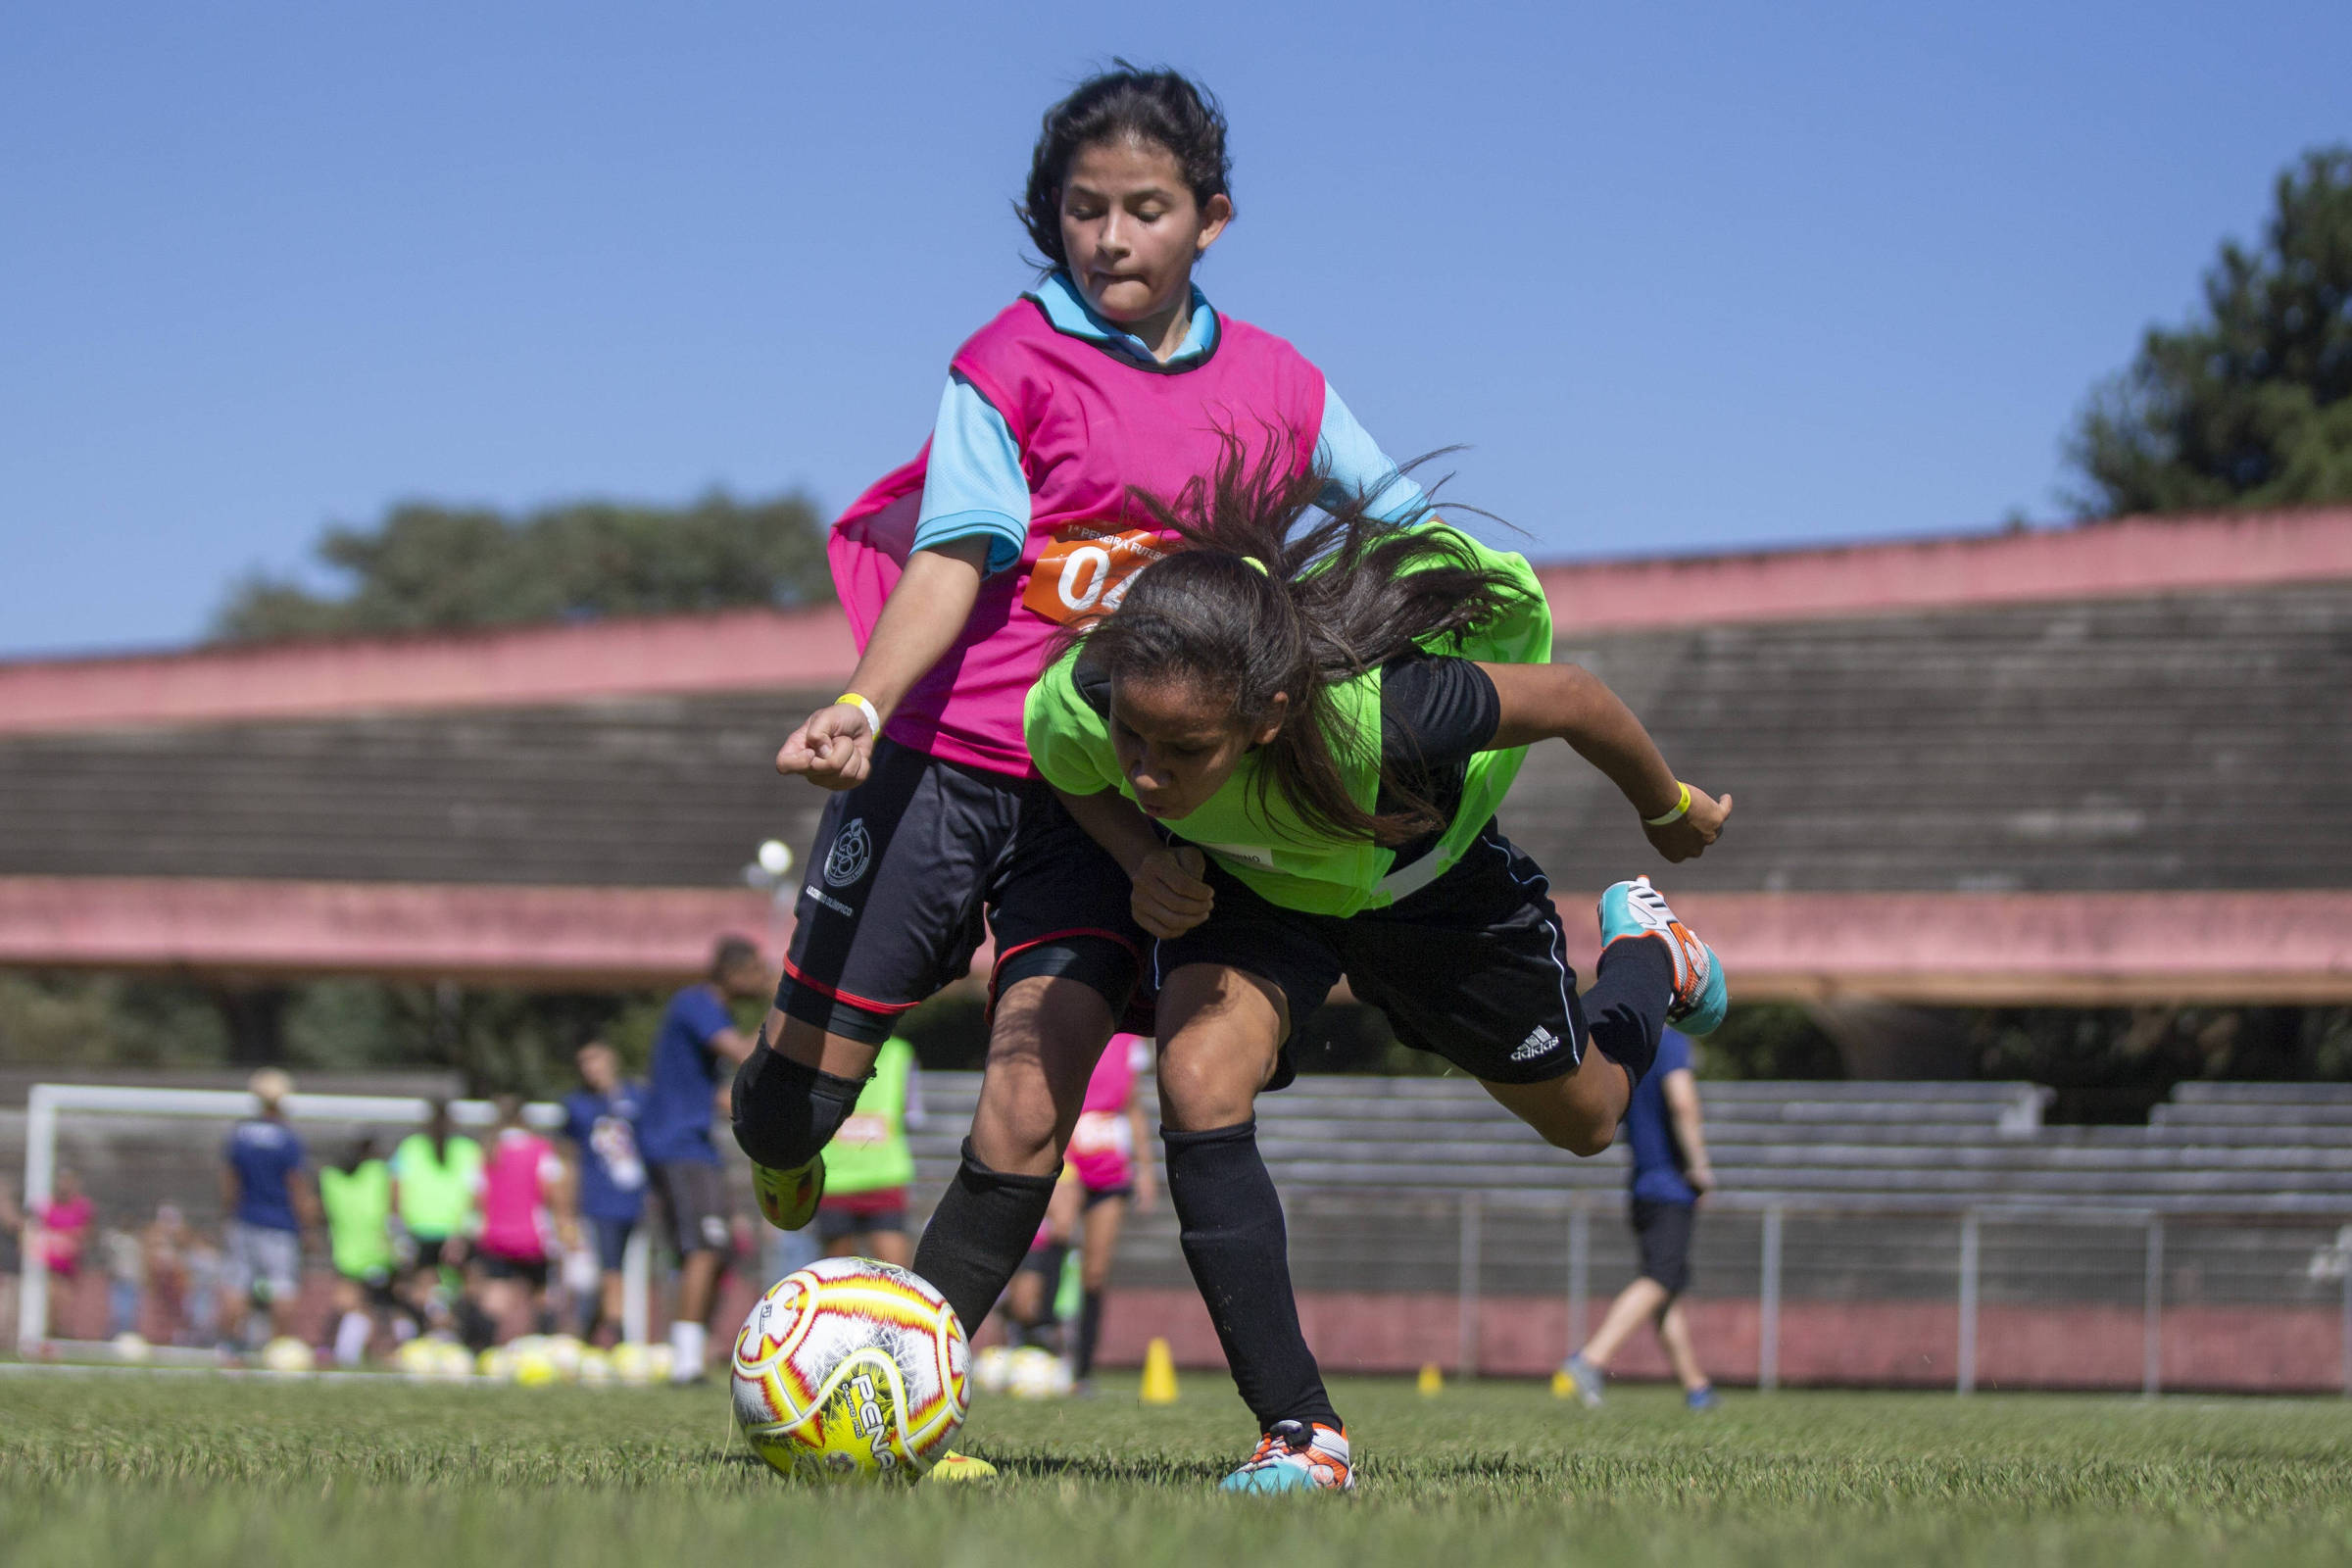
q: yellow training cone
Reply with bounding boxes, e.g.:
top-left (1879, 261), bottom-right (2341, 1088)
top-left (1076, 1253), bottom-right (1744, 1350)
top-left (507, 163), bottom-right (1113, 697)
top-left (1139, 1337), bottom-right (1180, 1404)
top-left (1417, 1362), bottom-right (1445, 1396)
top-left (1550, 1368), bottom-right (1577, 1399)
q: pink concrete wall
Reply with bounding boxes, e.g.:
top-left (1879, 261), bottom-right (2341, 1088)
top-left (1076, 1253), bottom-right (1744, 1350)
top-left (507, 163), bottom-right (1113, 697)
top-left (1092, 1287), bottom-right (2351, 1395)
top-left (5, 875), bottom-right (2347, 1001)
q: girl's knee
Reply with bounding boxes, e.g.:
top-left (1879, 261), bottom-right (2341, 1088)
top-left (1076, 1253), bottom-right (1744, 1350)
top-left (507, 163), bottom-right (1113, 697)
top-left (1154, 1051), bottom-right (1255, 1131)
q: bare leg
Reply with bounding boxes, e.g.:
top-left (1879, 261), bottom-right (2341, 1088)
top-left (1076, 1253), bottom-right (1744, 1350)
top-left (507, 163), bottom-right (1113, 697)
top-left (826, 1227), bottom-right (911, 1267)
top-left (765, 1008), bottom-right (884, 1080)
top-left (596, 1270), bottom-right (626, 1344)
top-left (676, 1249), bottom-right (721, 1327)
top-left (967, 976), bottom-right (1116, 1173)
top-left (1079, 1195), bottom-right (1127, 1296)
top-left (1657, 1298), bottom-right (1708, 1392)
top-left (1478, 1052), bottom-right (1631, 1159)
top-left (1579, 1276), bottom-right (1670, 1373)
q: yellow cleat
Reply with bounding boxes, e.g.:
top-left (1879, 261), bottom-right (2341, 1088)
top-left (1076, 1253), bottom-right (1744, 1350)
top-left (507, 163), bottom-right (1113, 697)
top-left (751, 1155), bottom-right (824, 1231)
top-left (926, 1450), bottom-right (998, 1483)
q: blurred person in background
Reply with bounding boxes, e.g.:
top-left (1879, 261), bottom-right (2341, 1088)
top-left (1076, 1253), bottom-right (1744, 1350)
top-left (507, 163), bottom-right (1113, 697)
top-left (0, 1177), bottom-right (22, 1348)
top-left (473, 1096), bottom-right (570, 1340)
top-left (1059, 1032), bottom-right (1156, 1390)
top-left (101, 1225), bottom-right (145, 1340)
top-left (140, 1204), bottom-right (193, 1346)
top-left (320, 1137), bottom-right (397, 1365)
top-left (813, 1034), bottom-right (922, 1267)
top-left (220, 1068), bottom-right (318, 1348)
top-left (34, 1167), bottom-right (93, 1284)
top-left (561, 1041), bottom-right (646, 1346)
top-left (390, 1101), bottom-right (482, 1332)
top-left (640, 935), bottom-right (766, 1384)
top-left (1559, 1027), bottom-right (1719, 1410)
top-left (179, 1225), bottom-right (224, 1348)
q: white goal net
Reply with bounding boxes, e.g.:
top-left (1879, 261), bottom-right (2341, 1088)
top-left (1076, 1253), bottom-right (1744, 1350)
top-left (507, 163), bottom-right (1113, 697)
top-left (15, 1082), bottom-right (651, 1358)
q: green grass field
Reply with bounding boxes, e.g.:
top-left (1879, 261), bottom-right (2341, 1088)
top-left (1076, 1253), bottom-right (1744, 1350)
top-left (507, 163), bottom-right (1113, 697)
top-left (3, 1369), bottom-right (2349, 1566)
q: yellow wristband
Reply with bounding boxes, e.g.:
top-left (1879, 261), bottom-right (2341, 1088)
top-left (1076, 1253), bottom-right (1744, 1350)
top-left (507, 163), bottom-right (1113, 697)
top-left (835, 693), bottom-right (881, 734)
top-left (1643, 781), bottom-right (1692, 828)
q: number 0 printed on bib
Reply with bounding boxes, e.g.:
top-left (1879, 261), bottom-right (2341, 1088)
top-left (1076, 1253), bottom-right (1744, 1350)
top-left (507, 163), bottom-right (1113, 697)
top-left (1021, 523), bottom-right (1170, 625)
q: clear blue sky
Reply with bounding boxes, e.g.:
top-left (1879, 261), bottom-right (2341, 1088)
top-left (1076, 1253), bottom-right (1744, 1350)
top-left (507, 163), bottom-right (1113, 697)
top-left (3, 1), bottom-right (2345, 659)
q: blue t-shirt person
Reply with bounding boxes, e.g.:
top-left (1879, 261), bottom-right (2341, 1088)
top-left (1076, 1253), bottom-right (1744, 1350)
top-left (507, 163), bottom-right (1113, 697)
top-left (225, 1118), bottom-right (308, 1232)
top-left (1623, 1029), bottom-right (1698, 1205)
top-left (563, 1082), bottom-right (648, 1221)
top-left (637, 986), bottom-right (737, 1166)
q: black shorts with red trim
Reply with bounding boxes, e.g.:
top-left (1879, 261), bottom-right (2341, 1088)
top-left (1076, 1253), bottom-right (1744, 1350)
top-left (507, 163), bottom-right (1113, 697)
top-left (1153, 822), bottom-right (1588, 1093)
top-left (774, 738), bottom-right (1145, 1045)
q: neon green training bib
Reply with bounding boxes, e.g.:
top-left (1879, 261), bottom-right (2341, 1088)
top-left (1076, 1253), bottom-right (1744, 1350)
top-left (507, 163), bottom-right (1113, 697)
top-left (1024, 519), bottom-right (1551, 917)
top-left (319, 1159), bottom-right (394, 1280)
top-left (823, 1037), bottom-right (917, 1196)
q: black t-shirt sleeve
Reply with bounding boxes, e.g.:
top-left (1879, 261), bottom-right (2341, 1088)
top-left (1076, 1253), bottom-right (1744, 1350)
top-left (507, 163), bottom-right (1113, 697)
top-left (1379, 656), bottom-right (1500, 770)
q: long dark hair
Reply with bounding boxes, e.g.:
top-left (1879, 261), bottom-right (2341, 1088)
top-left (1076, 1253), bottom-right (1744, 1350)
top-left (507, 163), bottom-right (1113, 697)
top-left (1019, 65), bottom-right (1232, 269)
top-left (1062, 439), bottom-right (1538, 846)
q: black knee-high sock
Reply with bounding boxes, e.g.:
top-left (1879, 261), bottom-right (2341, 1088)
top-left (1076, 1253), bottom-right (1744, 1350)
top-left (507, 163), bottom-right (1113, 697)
top-left (909, 1140), bottom-right (1060, 1342)
top-left (1583, 934), bottom-right (1674, 1086)
top-left (1162, 1121), bottom-right (1339, 1433)
top-left (1074, 1289), bottom-right (1104, 1381)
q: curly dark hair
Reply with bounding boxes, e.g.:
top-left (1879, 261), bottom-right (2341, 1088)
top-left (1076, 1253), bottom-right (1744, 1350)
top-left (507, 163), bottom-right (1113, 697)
top-left (1054, 438), bottom-right (1538, 847)
top-left (1018, 64), bottom-right (1232, 269)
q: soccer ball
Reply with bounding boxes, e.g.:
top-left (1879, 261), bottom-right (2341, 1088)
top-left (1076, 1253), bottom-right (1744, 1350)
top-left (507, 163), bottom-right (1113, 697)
top-left (730, 1256), bottom-right (969, 1485)
top-left (576, 1348), bottom-right (613, 1386)
top-left (1004, 1345), bottom-right (1072, 1401)
top-left (971, 1344), bottom-right (1013, 1395)
top-left (111, 1332), bottom-right (153, 1363)
top-left (260, 1336), bottom-right (316, 1373)
top-left (610, 1342), bottom-right (657, 1386)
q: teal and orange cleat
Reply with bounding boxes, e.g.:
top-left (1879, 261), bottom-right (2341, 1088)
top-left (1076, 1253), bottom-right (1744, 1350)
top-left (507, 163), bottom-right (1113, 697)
top-left (749, 1155), bottom-right (824, 1232)
top-left (1219, 1420), bottom-right (1355, 1493)
top-left (1598, 876), bottom-right (1727, 1035)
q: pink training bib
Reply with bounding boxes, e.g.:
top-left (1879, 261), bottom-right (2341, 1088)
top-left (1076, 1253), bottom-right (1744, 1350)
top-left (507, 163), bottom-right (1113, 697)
top-left (830, 296), bottom-right (1327, 777)
top-left (1068, 1033), bottom-right (1152, 1192)
top-left (477, 1129), bottom-right (560, 1261)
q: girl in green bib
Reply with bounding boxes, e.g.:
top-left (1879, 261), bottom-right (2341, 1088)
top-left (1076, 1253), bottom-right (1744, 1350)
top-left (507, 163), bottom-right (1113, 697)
top-left (1023, 450), bottom-right (1732, 1491)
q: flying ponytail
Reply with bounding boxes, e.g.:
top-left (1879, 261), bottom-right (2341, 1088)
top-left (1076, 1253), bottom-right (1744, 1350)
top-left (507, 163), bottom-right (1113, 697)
top-left (1058, 434), bottom-right (1539, 846)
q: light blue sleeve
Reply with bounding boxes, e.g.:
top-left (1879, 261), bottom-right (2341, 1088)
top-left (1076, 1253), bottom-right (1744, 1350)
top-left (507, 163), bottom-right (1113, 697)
top-left (913, 374), bottom-right (1032, 575)
top-left (1314, 382), bottom-right (1429, 523)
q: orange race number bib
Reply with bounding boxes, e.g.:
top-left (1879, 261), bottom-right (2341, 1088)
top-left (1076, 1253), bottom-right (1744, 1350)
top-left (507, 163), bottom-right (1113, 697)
top-left (1021, 524), bottom-right (1171, 625)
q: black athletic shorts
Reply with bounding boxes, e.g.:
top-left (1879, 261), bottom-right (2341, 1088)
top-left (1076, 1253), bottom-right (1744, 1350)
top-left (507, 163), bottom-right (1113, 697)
top-left (478, 1251), bottom-right (550, 1290)
top-left (649, 1159), bottom-right (732, 1257)
top-left (1154, 822), bottom-right (1587, 1091)
top-left (776, 739), bottom-right (1146, 1044)
top-left (1631, 1197), bottom-right (1695, 1296)
top-left (814, 1200), bottom-right (907, 1244)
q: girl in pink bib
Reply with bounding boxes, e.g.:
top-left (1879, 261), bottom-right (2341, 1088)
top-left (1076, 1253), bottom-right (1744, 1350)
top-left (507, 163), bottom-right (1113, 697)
top-left (729, 69), bottom-right (1424, 1390)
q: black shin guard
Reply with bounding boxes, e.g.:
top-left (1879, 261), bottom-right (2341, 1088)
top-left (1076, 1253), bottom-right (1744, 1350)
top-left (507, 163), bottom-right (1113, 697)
top-left (729, 1044), bottom-right (865, 1169)
top-left (1585, 934), bottom-right (1674, 1087)
top-left (1162, 1120), bottom-right (1339, 1433)
top-left (909, 1140), bottom-right (1061, 1340)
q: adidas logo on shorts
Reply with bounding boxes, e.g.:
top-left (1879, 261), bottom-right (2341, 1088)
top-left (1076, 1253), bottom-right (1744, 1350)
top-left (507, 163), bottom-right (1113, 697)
top-left (1511, 1024), bottom-right (1560, 1062)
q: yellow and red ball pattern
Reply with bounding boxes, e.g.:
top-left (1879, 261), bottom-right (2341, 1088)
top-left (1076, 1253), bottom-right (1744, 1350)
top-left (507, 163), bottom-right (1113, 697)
top-left (730, 1256), bottom-right (969, 1484)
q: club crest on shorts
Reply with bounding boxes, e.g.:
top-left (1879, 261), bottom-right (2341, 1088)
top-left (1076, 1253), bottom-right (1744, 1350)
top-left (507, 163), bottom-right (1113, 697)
top-left (824, 819), bottom-right (873, 887)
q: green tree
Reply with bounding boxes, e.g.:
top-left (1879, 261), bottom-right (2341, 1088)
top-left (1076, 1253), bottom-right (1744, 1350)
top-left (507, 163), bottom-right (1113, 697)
top-left (213, 489), bottom-right (833, 643)
top-left (2067, 146), bottom-right (2352, 516)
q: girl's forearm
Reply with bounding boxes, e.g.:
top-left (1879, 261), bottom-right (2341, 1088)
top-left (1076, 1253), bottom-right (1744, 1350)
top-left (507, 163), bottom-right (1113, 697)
top-left (1484, 662), bottom-right (1683, 820)
top-left (1055, 786), bottom-right (1163, 878)
top-left (841, 537), bottom-right (992, 717)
